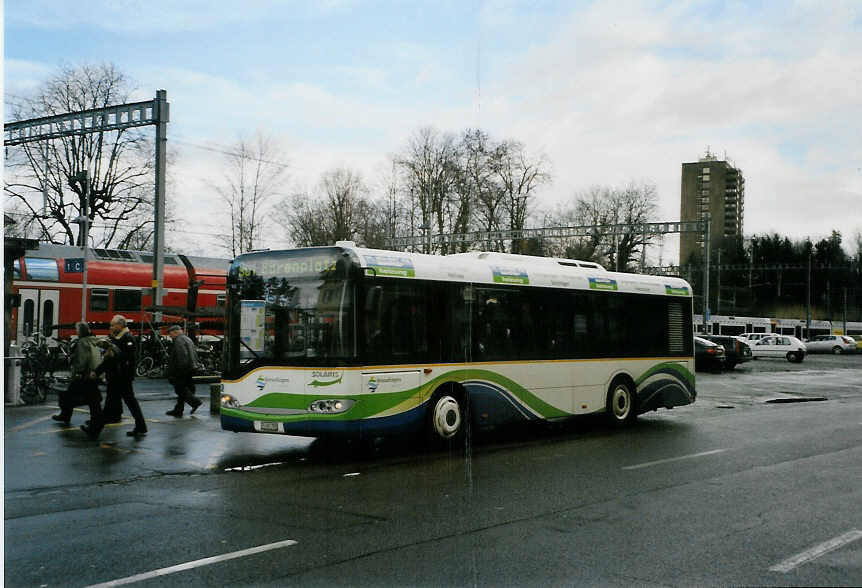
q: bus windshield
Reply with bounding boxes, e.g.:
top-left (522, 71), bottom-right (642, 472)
top-left (225, 248), bottom-right (356, 372)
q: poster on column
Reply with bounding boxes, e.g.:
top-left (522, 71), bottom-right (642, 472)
top-left (240, 300), bottom-right (265, 357)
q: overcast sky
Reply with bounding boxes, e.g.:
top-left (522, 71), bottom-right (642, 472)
top-left (4, 0), bottom-right (862, 260)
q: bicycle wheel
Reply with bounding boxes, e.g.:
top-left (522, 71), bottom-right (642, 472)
top-left (20, 362), bottom-right (50, 405)
top-left (136, 356), bottom-right (154, 377)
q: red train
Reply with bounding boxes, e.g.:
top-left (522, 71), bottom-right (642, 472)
top-left (10, 243), bottom-right (229, 343)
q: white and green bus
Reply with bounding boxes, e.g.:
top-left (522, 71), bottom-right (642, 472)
top-left (220, 242), bottom-right (695, 442)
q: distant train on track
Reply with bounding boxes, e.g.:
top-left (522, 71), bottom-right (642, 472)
top-left (693, 313), bottom-right (862, 339)
top-left (10, 243), bottom-right (230, 342)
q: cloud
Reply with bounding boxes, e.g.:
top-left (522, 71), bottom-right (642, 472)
top-left (472, 0), bottom-right (862, 257)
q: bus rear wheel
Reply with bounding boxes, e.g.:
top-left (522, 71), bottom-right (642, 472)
top-left (606, 377), bottom-right (637, 427)
top-left (425, 387), bottom-right (467, 447)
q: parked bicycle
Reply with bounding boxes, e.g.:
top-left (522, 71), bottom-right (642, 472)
top-left (135, 332), bottom-right (173, 378)
top-left (19, 333), bottom-right (68, 404)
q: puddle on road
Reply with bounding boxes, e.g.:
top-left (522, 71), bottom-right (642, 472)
top-left (765, 397), bottom-right (828, 404)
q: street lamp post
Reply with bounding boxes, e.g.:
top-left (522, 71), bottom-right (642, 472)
top-left (71, 170), bottom-right (90, 322)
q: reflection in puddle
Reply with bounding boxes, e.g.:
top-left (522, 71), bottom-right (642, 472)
top-left (224, 461), bottom-right (287, 472)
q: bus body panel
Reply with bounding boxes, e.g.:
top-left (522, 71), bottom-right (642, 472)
top-left (220, 358), bottom-right (695, 437)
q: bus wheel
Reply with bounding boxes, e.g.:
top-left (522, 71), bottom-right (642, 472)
top-left (606, 377), bottom-right (636, 427)
top-left (426, 387), bottom-right (467, 446)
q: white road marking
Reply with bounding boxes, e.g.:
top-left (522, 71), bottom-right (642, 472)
top-left (6, 414), bottom-right (54, 433)
top-left (622, 449), bottom-right (727, 470)
top-left (769, 529), bottom-right (862, 573)
top-left (86, 539), bottom-right (298, 587)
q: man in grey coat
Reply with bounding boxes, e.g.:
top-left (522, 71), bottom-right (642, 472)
top-left (165, 325), bottom-right (202, 417)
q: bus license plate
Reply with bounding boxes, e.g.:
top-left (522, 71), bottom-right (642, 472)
top-left (259, 421), bottom-right (279, 433)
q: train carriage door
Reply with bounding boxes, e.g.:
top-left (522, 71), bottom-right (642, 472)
top-left (17, 289), bottom-right (60, 343)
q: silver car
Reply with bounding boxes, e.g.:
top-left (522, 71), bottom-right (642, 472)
top-left (804, 334), bottom-right (856, 354)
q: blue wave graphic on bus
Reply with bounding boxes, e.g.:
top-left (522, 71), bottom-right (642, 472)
top-left (635, 367), bottom-right (696, 412)
top-left (463, 380), bottom-right (538, 427)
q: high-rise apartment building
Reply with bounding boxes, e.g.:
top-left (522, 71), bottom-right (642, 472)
top-left (679, 151), bottom-right (745, 265)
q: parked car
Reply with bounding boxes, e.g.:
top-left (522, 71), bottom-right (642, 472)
top-left (803, 334), bottom-right (857, 354)
top-left (750, 335), bottom-right (807, 363)
top-left (703, 335), bottom-right (752, 369)
top-left (694, 336), bottom-right (726, 371)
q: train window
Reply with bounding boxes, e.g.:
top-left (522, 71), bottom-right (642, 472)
top-left (13, 259), bottom-right (21, 279)
top-left (24, 258), bottom-right (59, 281)
top-left (42, 300), bottom-right (54, 337)
top-left (89, 288), bottom-right (110, 312)
top-left (22, 299), bottom-right (35, 337)
top-left (113, 289), bottom-right (142, 311)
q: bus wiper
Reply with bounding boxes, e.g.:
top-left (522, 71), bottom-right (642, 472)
top-left (239, 338), bottom-right (261, 359)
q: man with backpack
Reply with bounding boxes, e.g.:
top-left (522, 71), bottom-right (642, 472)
top-left (52, 322), bottom-right (102, 426)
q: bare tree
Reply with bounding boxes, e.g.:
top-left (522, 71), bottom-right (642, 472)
top-left (490, 139), bottom-right (551, 253)
top-left (456, 129), bottom-right (501, 252)
top-left (274, 190), bottom-right (330, 247)
top-left (550, 181), bottom-right (659, 270)
top-left (608, 181), bottom-right (659, 270)
top-left (4, 63), bottom-right (155, 248)
top-left (320, 167), bottom-right (368, 242)
top-left (274, 167), bottom-right (369, 247)
top-left (395, 127), bottom-right (459, 253)
top-left (213, 132), bottom-right (288, 257)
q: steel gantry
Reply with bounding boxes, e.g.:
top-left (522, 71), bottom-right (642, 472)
top-left (4, 91), bottom-right (170, 314)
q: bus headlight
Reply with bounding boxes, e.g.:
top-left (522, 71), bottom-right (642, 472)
top-left (308, 399), bottom-right (355, 414)
top-left (221, 394), bottom-right (240, 408)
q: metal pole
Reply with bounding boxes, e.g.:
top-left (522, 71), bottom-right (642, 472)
top-left (806, 253), bottom-right (811, 338)
top-left (702, 213), bottom-right (710, 332)
top-left (639, 223), bottom-right (646, 273)
top-left (843, 287), bottom-right (847, 335)
top-left (78, 171), bottom-right (90, 322)
top-left (152, 90), bottom-right (169, 323)
top-left (716, 249), bottom-right (721, 315)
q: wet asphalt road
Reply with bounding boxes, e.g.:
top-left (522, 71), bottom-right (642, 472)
top-left (4, 355), bottom-right (862, 587)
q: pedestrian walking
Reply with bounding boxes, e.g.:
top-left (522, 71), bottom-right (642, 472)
top-left (85, 315), bottom-right (147, 439)
top-left (52, 322), bottom-right (102, 426)
top-left (165, 324), bottom-right (202, 417)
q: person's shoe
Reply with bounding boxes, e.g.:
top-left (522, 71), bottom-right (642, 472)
top-left (80, 424), bottom-right (99, 441)
top-left (52, 414), bottom-right (71, 424)
top-left (166, 409), bottom-right (183, 417)
top-left (126, 429), bottom-right (147, 437)
top-left (190, 399), bottom-right (202, 415)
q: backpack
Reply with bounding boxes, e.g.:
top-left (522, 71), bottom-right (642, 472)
top-left (73, 337), bottom-right (102, 378)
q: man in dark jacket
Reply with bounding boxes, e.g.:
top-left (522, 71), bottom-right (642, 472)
top-left (166, 324), bottom-right (202, 417)
top-left (86, 315), bottom-right (147, 438)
